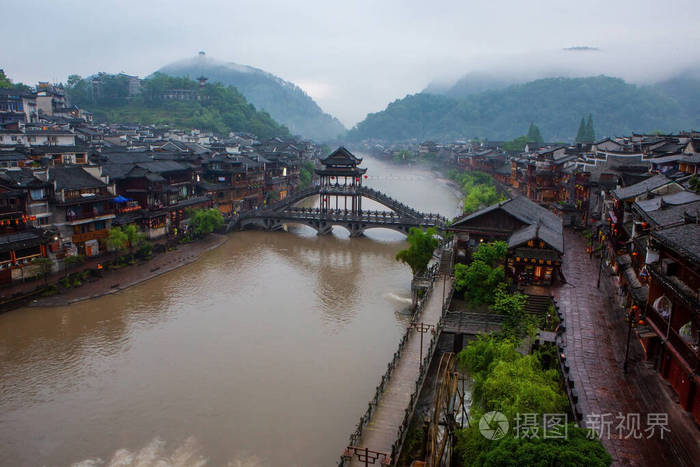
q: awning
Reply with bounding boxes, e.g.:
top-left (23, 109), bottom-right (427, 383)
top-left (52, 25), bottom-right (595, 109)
top-left (113, 195), bottom-right (130, 203)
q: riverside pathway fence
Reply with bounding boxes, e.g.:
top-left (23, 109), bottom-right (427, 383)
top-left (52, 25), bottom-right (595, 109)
top-left (339, 257), bottom-right (456, 467)
top-left (390, 279), bottom-right (455, 462)
top-left (342, 267), bottom-right (438, 454)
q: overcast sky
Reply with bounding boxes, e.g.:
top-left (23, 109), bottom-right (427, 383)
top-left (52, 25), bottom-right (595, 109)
top-left (2, 0), bottom-right (699, 127)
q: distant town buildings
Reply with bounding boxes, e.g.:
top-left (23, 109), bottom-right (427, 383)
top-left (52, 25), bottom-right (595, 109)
top-left (0, 81), bottom-right (324, 285)
top-left (366, 132), bottom-right (700, 425)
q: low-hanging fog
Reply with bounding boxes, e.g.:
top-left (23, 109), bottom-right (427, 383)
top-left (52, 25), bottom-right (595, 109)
top-left (1, 0), bottom-right (699, 127)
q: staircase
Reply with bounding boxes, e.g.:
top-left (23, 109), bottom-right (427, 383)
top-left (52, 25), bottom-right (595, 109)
top-left (524, 293), bottom-right (553, 316)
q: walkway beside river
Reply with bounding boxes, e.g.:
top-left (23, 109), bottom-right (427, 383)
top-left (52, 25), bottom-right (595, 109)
top-left (31, 234), bottom-right (228, 307)
top-left (349, 275), bottom-right (453, 466)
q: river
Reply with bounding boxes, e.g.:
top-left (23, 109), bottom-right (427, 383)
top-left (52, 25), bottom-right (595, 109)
top-left (0, 156), bottom-right (462, 467)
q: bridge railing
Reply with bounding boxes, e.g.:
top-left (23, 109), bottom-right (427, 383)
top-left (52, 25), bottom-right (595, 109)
top-left (249, 207), bottom-right (446, 226)
top-left (233, 186), bottom-right (450, 231)
top-left (360, 186), bottom-right (422, 217)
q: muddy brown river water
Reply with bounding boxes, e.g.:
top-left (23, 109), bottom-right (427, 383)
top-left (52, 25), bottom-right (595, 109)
top-left (0, 155), bottom-right (461, 466)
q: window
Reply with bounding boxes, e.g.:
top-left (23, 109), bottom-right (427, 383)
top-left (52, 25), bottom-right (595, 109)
top-left (30, 188), bottom-right (44, 201)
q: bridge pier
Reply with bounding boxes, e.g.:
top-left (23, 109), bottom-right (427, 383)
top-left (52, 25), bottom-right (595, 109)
top-left (264, 219), bottom-right (283, 232)
top-left (349, 223), bottom-right (365, 238)
top-left (315, 221), bottom-right (333, 236)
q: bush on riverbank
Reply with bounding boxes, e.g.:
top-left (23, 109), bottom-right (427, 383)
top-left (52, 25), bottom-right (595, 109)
top-left (187, 208), bottom-right (225, 239)
top-left (448, 170), bottom-right (506, 214)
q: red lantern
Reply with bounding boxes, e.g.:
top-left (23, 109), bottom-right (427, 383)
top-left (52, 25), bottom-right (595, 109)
top-left (355, 177), bottom-right (360, 182)
top-left (330, 176), bottom-right (335, 180)
top-left (364, 175), bottom-right (368, 179)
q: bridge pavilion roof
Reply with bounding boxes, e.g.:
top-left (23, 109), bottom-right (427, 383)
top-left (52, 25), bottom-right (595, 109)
top-left (320, 147), bottom-right (362, 167)
top-left (316, 146), bottom-right (366, 176)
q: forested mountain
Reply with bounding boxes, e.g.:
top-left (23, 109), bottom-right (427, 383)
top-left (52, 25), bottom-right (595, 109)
top-left (349, 75), bottom-right (699, 142)
top-left (157, 54), bottom-right (345, 141)
top-left (66, 73), bottom-right (289, 139)
top-left (424, 72), bottom-right (515, 98)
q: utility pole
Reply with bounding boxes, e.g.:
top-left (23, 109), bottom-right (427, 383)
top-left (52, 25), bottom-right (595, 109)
top-left (623, 309), bottom-right (634, 374)
top-left (410, 322), bottom-right (435, 365)
top-left (597, 226), bottom-right (606, 289)
top-left (623, 305), bottom-right (639, 374)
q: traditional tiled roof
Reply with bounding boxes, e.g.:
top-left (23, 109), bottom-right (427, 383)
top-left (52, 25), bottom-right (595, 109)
top-left (451, 196), bottom-right (563, 242)
top-left (0, 229), bottom-right (45, 253)
top-left (0, 168), bottom-right (45, 188)
top-left (320, 147), bottom-right (362, 166)
top-left (98, 152), bottom-right (153, 164)
top-left (634, 191), bottom-right (700, 220)
top-left (652, 223), bottom-right (700, 264)
top-left (507, 221), bottom-right (564, 253)
top-left (612, 174), bottom-right (671, 200)
top-left (49, 166), bottom-right (106, 191)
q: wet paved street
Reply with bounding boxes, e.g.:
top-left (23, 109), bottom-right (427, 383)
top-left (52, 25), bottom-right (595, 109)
top-left (552, 229), bottom-right (700, 466)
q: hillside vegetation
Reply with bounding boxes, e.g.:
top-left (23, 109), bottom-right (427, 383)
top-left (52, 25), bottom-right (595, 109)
top-left (348, 76), bottom-right (698, 142)
top-left (158, 55), bottom-right (345, 141)
top-left (66, 73), bottom-right (289, 139)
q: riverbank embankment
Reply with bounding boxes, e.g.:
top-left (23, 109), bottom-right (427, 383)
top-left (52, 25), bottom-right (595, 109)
top-left (29, 234), bottom-right (228, 307)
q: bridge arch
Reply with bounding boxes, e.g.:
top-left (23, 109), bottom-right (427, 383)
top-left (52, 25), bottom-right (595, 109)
top-left (232, 147), bottom-right (446, 237)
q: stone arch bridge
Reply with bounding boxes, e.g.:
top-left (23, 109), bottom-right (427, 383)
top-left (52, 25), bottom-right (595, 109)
top-left (232, 184), bottom-right (447, 237)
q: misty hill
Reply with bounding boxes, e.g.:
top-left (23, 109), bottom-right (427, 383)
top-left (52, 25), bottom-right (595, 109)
top-left (348, 75), bottom-right (699, 142)
top-left (66, 73), bottom-right (289, 139)
top-left (424, 72), bottom-right (515, 98)
top-left (157, 54), bottom-right (345, 142)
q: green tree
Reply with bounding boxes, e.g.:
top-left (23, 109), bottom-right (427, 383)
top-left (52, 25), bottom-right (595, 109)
top-left (299, 161), bottom-right (315, 188)
top-left (32, 256), bottom-right (54, 285)
top-left (395, 227), bottom-right (439, 276)
top-left (472, 241), bottom-right (507, 267)
top-left (123, 224), bottom-right (145, 260)
top-left (575, 117), bottom-right (586, 143)
top-left (586, 113), bottom-right (596, 142)
top-left (106, 226), bottom-right (129, 263)
top-left (468, 425), bottom-right (611, 467)
top-left (491, 284), bottom-right (530, 338)
top-left (455, 334), bottom-right (611, 466)
top-left (526, 122), bottom-right (544, 144)
top-left (502, 135), bottom-right (529, 152)
top-left (188, 208), bottom-right (225, 238)
top-left (64, 254), bottom-right (85, 278)
top-left (66, 74), bottom-right (82, 88)
top-left (450, 171), bottom-right (505, 214)
top-left (456, 333), bottom-right (520, 378)
top-left (454, 241), bottom-right (508, 306)
top-left (455, 261), bottom-right (505, 305)
top-left (0, 70), bottom-right (12, 89)
top-left (689, 175), bottom-right (700, 193)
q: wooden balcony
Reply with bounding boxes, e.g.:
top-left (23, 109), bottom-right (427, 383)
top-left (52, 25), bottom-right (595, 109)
top-left (72, 229), bottom-right (109, 244)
